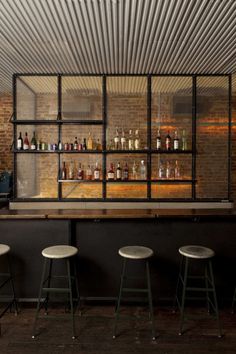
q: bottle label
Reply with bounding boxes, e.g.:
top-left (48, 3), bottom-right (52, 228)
top-left (157, 139), bottom-right (161, 149)
top-left (94, 171), bottom-right (100, 180)
top-left (17, 140), bottom-right (22, 149)
top-left (128, 141), bottom-right (133, 149)
top-left (134, 140), bottom-right (139, 150)
top-left (108, 172), bottom-right (114, 179)
top-left (30, 144), bottom-right (36, 150)
top-left (116, 170), bottom-right (122, 179)
top-left (114, 137), bottom-right (119, 143)
top-left (174, 140), bottom-right (179, 150)
top-left (23, 144), bottom-right (29, 150)
top-left (166, 139), bottom-right (171, 149)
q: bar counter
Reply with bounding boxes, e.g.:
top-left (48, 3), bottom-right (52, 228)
top-left (0, 207), bottom-right (236, 303)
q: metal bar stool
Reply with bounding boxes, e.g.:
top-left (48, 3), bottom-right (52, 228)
top-left (32, 245), bottom-right (80, 339)
top-left (113, 245), bottom-right (156, 340)
top-left (174, 245), bottom-right (221, 337)
top-left (0, 244), bottom-right (18, 336)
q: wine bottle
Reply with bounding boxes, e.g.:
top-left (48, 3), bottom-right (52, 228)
top-left (77, 163), bottom-right (84, 180)
top-left (17, 132), bottom-right (23, 150)
top-left (123, 163), bottom-right (129, 181)
top-left (132, 161), bottom-right (138, 180)
top-left (128, 130), bottom-right (134, 150)
top-left (173, 130), bottom-right (179, 151)
top-left (74, 137), bottom-right (78, 150)
top-left (87, 132), bottom-right (93, 150)
top-left (94, 162), bottom-right (100, 181)
top-left (82, 138), bottom-right (87, 150)
top-left (107, 163), bottom-right (115, 181)
top-left (61, 162), bottom-right (67, 180)
top-left (23, 132), bottom-right (29, 150)
top-left (30, 132), bottom-right (37, 150)
top-left (116, 162), bottom-right (122, 181)
top-left (134, 130), bottom-right (140, 150)
top-left (158, 161), bottom-right (165, 179)
top-left (121, 129), bottom-right (126, 150)
top-left (165, 131), bottom-right (171, 150)
top-left (140, 160), bottom-right (146, 180)
top-left (156, 129), bottom-right (161, 150)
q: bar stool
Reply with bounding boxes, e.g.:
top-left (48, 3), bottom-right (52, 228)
top-left (174, 245), bottom-right (221, 337)
top-left (113, 245), bottom-right (156, 340)
top-left (0, 244), bottom-right (18, 336)
top-left (32, 245), bottom-right (80, 339)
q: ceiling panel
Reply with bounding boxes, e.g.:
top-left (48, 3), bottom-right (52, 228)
top-left (0, 0), bottom-right (236, 93)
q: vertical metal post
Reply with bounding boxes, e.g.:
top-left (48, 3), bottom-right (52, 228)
top-left (13, 74), bottom-right (17, 199)
top-left (147, 75), bottom-right (152, 200)
top-left (228, 74), bottom-right (232, 201)
top-left (58, 75), bottom-right (62, 200)
top-left (192, 75), bottom-right (197, 200)
top-left (102, 75), bottom-right (107, 199)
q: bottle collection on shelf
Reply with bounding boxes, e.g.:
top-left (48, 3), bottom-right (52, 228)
top-left (156, 129), bottom-right (188, 151)
top-left (60, 161), bottom-right (101, 181)
top-left (157, 160), bottom-right (183, 180)
top-left (16, 132), bottom-right (102, 151)
top-left (108, 128), bottom-right (142, 150)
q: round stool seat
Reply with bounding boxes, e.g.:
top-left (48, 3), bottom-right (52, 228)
top-left (179, 245), bottom-right (215, 259)
top-left (42, 245), bottom-right (78, 259)
top-left (119, 246), bottom-right (153, 260)
top-left (0, 244), bottom-right (10, 256)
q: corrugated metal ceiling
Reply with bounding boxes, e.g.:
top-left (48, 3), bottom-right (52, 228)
top-left (0, 0), bottom-right (236, 94)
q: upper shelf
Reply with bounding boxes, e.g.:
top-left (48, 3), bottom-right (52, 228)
top-left (12, 119), bottom-right (103, 125)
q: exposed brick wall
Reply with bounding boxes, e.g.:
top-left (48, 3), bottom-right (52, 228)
top-left (0, 90), bottom-right (236, 201)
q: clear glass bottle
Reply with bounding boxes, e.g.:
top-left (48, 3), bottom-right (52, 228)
top-left (156, 129), bottom-right (161, 150)
top-left (23, 132), bottom-right (29, 150)
top-left (174, 160), bottom-right (180, 179)
top-left (128, 130), bottom-right (134, 150)
top-left (121, 129), bottom-right (127, 150)
top-left (61, 161), bottom-right (67, 180)
top-left (173, 130), bottom-right (179, 150)
top-left (87, 132), bottom-right (93, 150)
top-left (181, 129), bottom-right (187, 151)
top-left (166, 161), bottom-right (171, 179)
top-left (134, 129), bottom-right (140, 150)
top-left (140, 160), bottom-right (146, 180)
top-left (96, 138), bottom-right (102, 151)
top-left (68, 161), bottom-right (74, 180)
top-left (114, 127), bottom-right (120, 150)
top-left (132, 161), bottom-right (138, 180)
top-left (158, 160), bottom-right (165, 179)
top-left (108, 139), bottom-right (114, 151)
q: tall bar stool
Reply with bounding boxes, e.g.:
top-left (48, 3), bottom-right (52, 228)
top-left (0, 244), bottom-right (18, 336)
top-left (174, 245), bottom-right (221, 337)
top-left (32, 245), bottom-right (80, 339)
top-left (113, 245), bottom-right (156, 340)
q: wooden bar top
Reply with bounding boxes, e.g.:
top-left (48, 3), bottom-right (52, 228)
top-left (1, 208), bottom-right (236, 219)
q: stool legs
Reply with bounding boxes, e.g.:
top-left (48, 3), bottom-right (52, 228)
top-left (175, 256), bottom-right (221, 337)
top-left (113, 258), bottom-right (155, 340)
top-left (7, 254), bottom-right (18, 315)
top-left (67, 259), bottom-right (75, 339)
top-left (44, 259), bottom-right (52, 315)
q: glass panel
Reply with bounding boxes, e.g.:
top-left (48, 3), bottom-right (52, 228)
top-left (151, 183), bottom-right (192, 198)
top-left (16, 76), bottom-right (58, 120)
top-left (152, 77), bottom-right (192, 151)
top-left (196, 76), bottom-right (229, 199)
top-left (17, 154), bottom-right (58, 198)
top-left (62, 76), bottom-right (102, 120)
top-left (16, 125), bottom-right (58, 151)
top-left (61, 125), bottom-right (102, 151)
top-left (107, 77), bottom-right (147, 150)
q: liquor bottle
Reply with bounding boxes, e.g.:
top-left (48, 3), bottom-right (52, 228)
top-left (165, 130), bottom-right (171, 150)
top-left (166, 161), bottom-right (171, 179)
top-left (61, 162), bottom-right (67, 180)
top-left (174, 160), bottom-right (180, 179)
top-left (128, 130), bottom-right (134, 150)
top-left (94, 162), bottom-right (100, 181)
top-left (77, 163), bottom-right (84, 180)
top-left (158, 161), bottom-right (165, 179)
top-left (68, 143), bottom-right (72, 151)
top-left (73, 161), bottom-right (78, 178)
top-left (121, 129), bottom-right (126, 150)
top-left (156, 129), bottom-right (161, 150)
top-left (114, 127), bottom-right (120, 150)
top-left (140, 160), bottom-right (146, 180)
top-left (181, 129), bottom-right (187, 151)
top-left (134, 130), bottom-right (140, 150)
top-left (123, 162), bottom-right (129, 181)
top-left (64, 142), bottom-right (69, 151)
top-left (68, 161), bottom-right (74, 180)
top-left (82, 138), bottom-right (87, 150)
top-left (30, 132), bottom-right (37, 150)
top-left (96, 138), bottom-right (102, 151)
top-left (86, 165), bottom-right (93, 180)
top-left (107, 163), bottom-right (115, 181)
top-left (87, 132), bottom-right (93, 150)
top-left (58, 140), bottom-right (63, 151)
top-left (36, 141), bottom-right (41, 150)
top-left (116, 162), bottom-right (122, 181)
top-left (17, 132), bottom-right (23, 150)
top-left (23, 132), bottom-right (29, 150)
top-left (78, 138), bottom-right (82, 151)
top-left (74, 137), bottom-right (78, 150)
top-left (132, 161), bottom-right (138, 180)
top-left (108, 139), bottom-right (114, 151)
top-left (173, 130), bottom-right (179, 151)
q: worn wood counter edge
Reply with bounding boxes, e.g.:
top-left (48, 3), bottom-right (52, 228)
top-left (1, 208), bottom-right (236, 219)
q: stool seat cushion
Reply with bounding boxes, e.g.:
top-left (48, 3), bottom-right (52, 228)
top-left (0, 244), bottom-right (10, 256)
top-left (42, 245), bottom-right (78, 259)
top-left (179, 245), bottom-right (215, 259)
top-left (119, 246), bottom-right (153, 260)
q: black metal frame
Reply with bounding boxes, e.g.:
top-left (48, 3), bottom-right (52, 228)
top-left (12, 73), bottom-right (232, 203)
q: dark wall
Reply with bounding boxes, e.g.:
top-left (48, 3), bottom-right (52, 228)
top-left (0, 218), bottom-right (235, 305)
